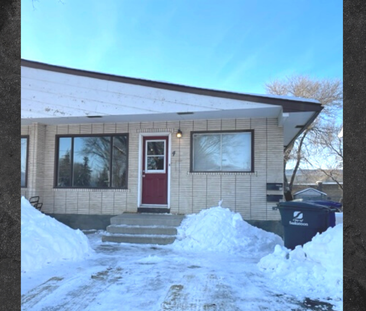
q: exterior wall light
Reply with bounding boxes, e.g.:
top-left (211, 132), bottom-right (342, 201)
top-left (176, 129), bottom-right (182, 138)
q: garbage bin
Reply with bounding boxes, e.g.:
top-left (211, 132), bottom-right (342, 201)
top-left (308, 200), bottom-right (342, 227)
top-left (277, 201), bottom-right (330, 249)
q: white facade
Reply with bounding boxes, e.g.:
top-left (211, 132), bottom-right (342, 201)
top-left (21, 60), bottom-right (322, 222)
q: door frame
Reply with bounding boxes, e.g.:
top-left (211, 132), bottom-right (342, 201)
top-left (138, 132), bottom-right (171, 208)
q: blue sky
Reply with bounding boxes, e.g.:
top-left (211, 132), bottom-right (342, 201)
top-left (21, 0), bottom-right (342, 94)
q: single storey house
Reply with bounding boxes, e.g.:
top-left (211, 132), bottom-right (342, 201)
top-left (286, 169), bottom-right (343, 202)
top-left (21, 59), bottom-right (323, 231)
top-left (293, 188), bottom-right (327, 201)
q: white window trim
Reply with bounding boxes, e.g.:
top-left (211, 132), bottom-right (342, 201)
top-left (145, 139), bottom-right (166, 174)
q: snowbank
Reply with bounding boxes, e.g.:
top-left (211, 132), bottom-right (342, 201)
top-left (258, 223), bottom-right (343, 305)
top-left (172, 206), bottom-right (343, 308)
top-left (335, 212), bottom-right (343, 225)
top-left (21, 196), bottom-right (94, 272)
top-left (172, 206), bottom-right (283, 255)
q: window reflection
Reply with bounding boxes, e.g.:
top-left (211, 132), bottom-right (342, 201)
top-left (146, 140), bottom-right (165, 171)
top-left (193, 132), bottom-right (252, 172)
top-left (221, 134), bottom-right (251, 170)
top-left (56, 135), bottom-right (128, 188)
top-left (147, 156), bottom-right (164, 170)
top-left (193, 135), bottom-right (220, 171)
top-left (57, 137), bottom-right (72, 187)
top-left (73, 137), bottom-right (110, 187)
top-left (112, 136), bottom-right (128, 188)
top-left (147, 141), bottom-right (165, 155)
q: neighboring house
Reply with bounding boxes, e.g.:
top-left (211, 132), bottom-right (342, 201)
top-left (286, 169), bottom-right (343, 202)
top-left (21, 60), bottom-right (323, 232)
top-left (293, 188), bottom-right (327, 201)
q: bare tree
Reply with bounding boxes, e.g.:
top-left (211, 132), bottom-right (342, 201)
top-left (304, 123), bottom-right (343, 200)
top-left (265, 75), bottom-right (343, 199)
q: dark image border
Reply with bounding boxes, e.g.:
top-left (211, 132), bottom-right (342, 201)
top-left (0, 0), bottom-right (21, 309)
top-left (344, 0), bottom-right (366, 310)
top-left (1, 0), bottom-right (363, 309)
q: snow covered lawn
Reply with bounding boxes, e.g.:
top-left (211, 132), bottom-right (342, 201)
top-left (21, 197), bottom-right (343, 311)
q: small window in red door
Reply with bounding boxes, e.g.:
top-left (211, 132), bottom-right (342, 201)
top-left (145, 140), bottom-right (166, 173)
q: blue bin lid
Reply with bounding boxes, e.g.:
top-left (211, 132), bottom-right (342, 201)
top-left (308, 200), bottom-right (342, 209)
top-left (277, 201), bottom-right (330, 211)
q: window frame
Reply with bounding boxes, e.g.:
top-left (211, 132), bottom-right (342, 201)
top-left (190, 130), bottom-right (254, 173)
top-left (145, 139), bottom-right (167, 174)
top-left (21, 135), bottom-right (29, 188)
top-left (54, 133), bottom-right (129, 189)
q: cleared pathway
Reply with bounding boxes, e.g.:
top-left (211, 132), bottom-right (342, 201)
top-left (21, 232), bottom-right (335, 311)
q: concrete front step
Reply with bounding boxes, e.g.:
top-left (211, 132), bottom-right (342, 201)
top-left (102, 234), bottom-right (176, 245)
top-left (106, 225), bottom-right (177, 236)
top-left (110, 213), bottom-right (185, 227)
top-left (103, 213), bottom-right (185, 245)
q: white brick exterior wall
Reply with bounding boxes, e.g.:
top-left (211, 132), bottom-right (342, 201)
top-left (21, 117), bottom-right (283, 221)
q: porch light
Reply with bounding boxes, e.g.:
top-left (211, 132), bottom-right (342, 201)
top-left (176, 129), bottom-right (182, 138)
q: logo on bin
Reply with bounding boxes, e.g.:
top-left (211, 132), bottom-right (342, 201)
top-left (293, 211), bottom-right (303, 220)
top-left (289, 211), bottom-right (309, 226)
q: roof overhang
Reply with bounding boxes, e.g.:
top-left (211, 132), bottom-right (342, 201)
top-left (21, 60), bottom-right (323, 150)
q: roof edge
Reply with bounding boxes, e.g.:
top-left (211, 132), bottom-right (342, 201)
top-left (284, 108), bottom-right (321, 150)
top-left (21, 59), bottom-right (322, 113)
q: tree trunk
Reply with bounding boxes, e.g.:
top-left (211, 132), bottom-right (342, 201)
top-left (288, 131), bottom-right (308, 195)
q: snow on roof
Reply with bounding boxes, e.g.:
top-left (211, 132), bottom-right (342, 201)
top-left (150, 78), bottom-right (320, 104)
top-left (21, 59), bottom-right (321, 106)
top-left (294, 188), bottom-right (327, 196)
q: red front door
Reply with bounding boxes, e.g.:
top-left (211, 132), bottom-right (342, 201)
top-left (142, 136), bottom-right (168, 205)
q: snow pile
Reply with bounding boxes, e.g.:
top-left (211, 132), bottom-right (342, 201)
top-left (21, 196), bottom-right (94, 272)
top-left (335, 212), bottom-right (343, 225)
top-left (258, 223), bottom-right (343, 304)
top-left (173, 206), bottom-right (283, 255)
